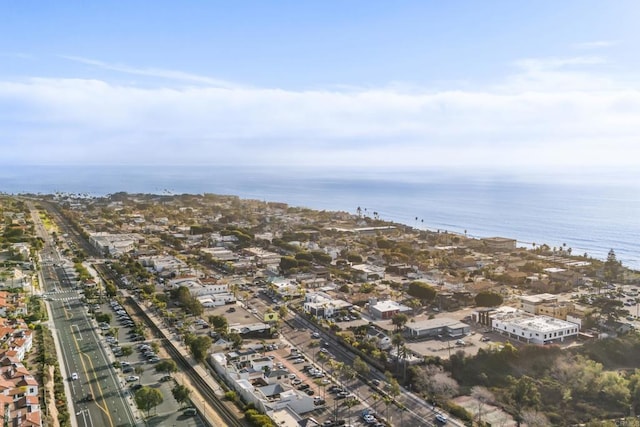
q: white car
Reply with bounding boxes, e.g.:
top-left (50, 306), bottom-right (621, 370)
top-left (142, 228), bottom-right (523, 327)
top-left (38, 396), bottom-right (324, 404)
top-left (71, 372), bottom-right (78, 381)
top-left (363, 414), bottom-right (376, 424)
top-left (435, 413), bottom-right (448, 424)
top-left (125, 375), bottom-right (139, 382)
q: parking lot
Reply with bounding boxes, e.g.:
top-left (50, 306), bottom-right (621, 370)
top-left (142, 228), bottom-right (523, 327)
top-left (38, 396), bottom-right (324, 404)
top-left (94, 299), bottom-right (205, 426)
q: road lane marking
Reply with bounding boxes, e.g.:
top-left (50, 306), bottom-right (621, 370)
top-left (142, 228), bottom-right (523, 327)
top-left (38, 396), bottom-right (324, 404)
top-left (71, 324), bottom-right (83, 341)
top-left (71, 329), bottom-right (114, 427)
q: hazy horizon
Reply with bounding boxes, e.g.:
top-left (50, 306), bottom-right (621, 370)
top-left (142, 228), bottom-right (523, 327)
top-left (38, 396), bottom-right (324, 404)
top-left (1, 2), bottom-right (639, 174)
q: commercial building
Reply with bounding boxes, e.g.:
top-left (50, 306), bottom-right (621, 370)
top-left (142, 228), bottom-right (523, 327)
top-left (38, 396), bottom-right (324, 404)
top-left (491, 311), bottom-right (579, 345)
top-left (405, 317), bottom-right (470, 339)
top-left (367, 298), bottom-right (412, 320)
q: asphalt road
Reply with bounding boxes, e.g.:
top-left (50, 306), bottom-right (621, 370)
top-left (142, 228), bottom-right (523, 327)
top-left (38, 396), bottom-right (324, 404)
top-left (32, 203), bottom-right (139, 427)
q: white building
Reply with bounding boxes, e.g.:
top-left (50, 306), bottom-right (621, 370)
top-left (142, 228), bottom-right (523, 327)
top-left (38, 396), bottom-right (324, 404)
top-left (89, 232), bottom-right (142, 256)
top-left (303, 292), bottom-right (352, 319)
top-left (491, 311), bottom-right (579, 344)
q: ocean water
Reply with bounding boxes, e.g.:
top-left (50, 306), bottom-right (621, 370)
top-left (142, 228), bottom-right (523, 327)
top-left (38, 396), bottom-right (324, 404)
top-left (1, 165), bottom-right (638, 270)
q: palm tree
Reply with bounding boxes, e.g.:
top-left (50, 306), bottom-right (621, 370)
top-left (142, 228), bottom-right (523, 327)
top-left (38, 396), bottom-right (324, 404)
top-left (391, 333), bottom-right (405, 373)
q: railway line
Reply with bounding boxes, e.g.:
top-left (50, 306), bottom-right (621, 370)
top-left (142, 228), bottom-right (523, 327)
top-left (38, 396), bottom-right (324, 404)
top-left (125, 295), bottom-right (244, 427)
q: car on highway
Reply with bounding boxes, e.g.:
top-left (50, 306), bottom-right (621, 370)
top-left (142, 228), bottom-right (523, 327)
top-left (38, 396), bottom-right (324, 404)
top-left (311, 332), bottom-right (321, 338)
top-left (71, 372), bottom-right (78, 381)
top-left (125, 375), bottom-right (139, 382)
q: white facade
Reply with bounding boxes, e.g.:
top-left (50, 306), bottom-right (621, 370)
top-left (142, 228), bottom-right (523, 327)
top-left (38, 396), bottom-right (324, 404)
top-left (492, 311), bottom-right (579, 344)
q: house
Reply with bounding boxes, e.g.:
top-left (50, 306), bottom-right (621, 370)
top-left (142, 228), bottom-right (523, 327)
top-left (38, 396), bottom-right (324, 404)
top-left (264, 369), bottom-right (290, 385)
top-left (366, 328), bottom-right (392, 350)
top-left (368, 298), bottom-right (412, 320)
top-left (351, 264), bottom-right (386, 282)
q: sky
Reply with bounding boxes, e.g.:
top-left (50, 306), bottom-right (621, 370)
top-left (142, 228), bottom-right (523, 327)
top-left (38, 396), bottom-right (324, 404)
top-left (1, 1), bottom-right (639, 173)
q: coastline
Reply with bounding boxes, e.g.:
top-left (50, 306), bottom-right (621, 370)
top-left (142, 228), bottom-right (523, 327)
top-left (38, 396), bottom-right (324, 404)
top-left (2, 165), bottom-right (638, 270)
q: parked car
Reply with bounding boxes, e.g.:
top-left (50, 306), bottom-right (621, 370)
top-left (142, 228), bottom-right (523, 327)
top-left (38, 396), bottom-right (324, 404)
top-left (160, 375), bottom-right (172, 382)
top-left (125, 375), bottom-right (139, 382)
top-left (435, 413), bottom-right (448, 424)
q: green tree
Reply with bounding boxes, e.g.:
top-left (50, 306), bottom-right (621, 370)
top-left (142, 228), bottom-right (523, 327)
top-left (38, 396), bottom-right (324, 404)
top-left (155, 359), bottom-right (178, 376)
top-left (507, 375), bottom-right (540, 426)
top-left (121, 345), bottom-right (133, 360)
top-left (604, 249), bottom-right (621, 284)
top-left (171, 384), bottom-right (192, 408)
top-left (353, 356), bottom-right (371, 377)
top-left (391, 313), bottom-right (408, 332)
top-left (134, 386), bottom-right (164, 417)
top-left (188, 335), bottom-right (212, 362)
top-left (407, 281), bottom-right (437, 303)
top-left (227, 332), bottom-right (243, 349)
top-left (474, 291), bottom-right (504, 307)
top-left (208, 315), bottom-right (228, 332)
top-left (279, 256), bottom-right (298, 273)
top-left (95, 313), bottom-right (111, 324)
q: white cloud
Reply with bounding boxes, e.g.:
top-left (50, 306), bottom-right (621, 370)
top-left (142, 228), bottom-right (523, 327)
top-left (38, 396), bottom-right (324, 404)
top-left (1, 56), bottom-right (639, 171)
top-left (60, 55), bottom-right (244, 89)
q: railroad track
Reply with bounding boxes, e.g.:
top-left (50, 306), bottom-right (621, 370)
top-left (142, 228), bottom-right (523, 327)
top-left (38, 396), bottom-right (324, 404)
top-left (125, 296), bottom-right (244, 427)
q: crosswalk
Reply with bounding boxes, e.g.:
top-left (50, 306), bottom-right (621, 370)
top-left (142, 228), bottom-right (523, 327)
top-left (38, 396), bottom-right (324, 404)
top-left (43, 289), bottom-right (81, 302)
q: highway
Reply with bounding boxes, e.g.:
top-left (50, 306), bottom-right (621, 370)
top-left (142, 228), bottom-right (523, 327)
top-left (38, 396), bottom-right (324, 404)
top-left (31, 202), bottom-right (140, 427)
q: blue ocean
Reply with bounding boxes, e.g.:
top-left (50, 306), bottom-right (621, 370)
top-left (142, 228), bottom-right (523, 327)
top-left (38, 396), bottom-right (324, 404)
top-left (1, 165), bottom-right (638, 270)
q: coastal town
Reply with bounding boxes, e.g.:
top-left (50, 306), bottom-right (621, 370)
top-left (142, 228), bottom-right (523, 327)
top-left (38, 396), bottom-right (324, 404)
top-left (1, 192), bottom-right (639, 427)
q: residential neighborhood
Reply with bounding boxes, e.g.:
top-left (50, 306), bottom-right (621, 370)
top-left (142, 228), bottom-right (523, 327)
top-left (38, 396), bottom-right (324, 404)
top-left (1, 193), bottom-right (640, 426)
